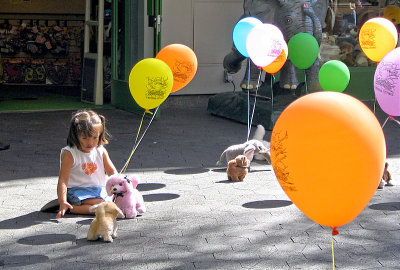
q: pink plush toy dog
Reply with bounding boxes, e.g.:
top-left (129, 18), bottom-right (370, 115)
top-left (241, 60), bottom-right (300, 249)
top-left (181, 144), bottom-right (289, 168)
top-left (106, 174), bottom-right (146, 218)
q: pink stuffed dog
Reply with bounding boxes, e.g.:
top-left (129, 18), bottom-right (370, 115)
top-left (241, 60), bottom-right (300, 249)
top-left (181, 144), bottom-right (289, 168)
top-left (106, 174), bottom-right (146, 218)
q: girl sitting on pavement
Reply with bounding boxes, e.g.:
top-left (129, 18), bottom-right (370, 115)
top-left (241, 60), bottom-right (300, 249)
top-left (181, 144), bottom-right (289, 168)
top-left (56, 109), bottom-right (117, 218)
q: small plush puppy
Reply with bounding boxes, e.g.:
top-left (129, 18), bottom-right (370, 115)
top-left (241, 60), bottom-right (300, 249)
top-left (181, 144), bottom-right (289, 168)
top-left (378, 162), bottom-right (393, 189)
top-left (87, 202), bottom-right (124, 243)
top-left (227, 155), bottom-right (249, 181)
top-left (216, 139), bottom-right (270, 166)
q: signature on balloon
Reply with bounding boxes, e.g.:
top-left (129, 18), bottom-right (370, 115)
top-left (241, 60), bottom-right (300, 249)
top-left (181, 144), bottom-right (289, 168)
top-left (271, 131), bottom-right (296, 192)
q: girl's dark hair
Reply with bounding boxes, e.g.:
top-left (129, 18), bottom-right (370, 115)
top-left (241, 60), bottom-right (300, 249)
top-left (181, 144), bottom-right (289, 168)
top-left (67, 110), bottom-right (109, 148)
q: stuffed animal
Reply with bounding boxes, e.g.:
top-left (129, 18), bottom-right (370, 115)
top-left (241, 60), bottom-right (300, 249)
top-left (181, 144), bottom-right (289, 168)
top-left (339, 42), bottom-right (355, 66)
top-left (87, 202), bottom-right (124, 242)
top-left (378, 162), bottom-right (394, 189)
top-left (106, 174), bottom-right (146, 218)
top-left (216, 139), bottom-right (270, 166)
top-left (227, 155), bottom-right (249, 181)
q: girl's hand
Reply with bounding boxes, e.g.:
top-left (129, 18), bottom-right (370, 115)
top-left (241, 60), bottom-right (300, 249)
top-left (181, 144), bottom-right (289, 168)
top-left (56, 202), bottom-right (73, 218)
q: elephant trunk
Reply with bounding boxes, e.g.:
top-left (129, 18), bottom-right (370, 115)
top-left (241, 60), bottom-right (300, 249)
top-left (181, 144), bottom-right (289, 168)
top-left (302, 3), bottom-right (322, 44)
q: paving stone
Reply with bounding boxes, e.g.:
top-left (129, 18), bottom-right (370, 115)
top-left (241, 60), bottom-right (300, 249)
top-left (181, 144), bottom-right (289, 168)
top-left (0, 96), bottom-right (399, 269)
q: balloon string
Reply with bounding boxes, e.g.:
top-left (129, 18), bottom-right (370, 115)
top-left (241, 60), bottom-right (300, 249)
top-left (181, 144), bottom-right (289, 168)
top-left (382, 115), bottom-right (400, 128)
top-left (332, 236), bottom-right (335, 270)
top-left (304, 70), bottom-right (308, 94)
top-left (120, 111), bottom-right (145, 174)
top-left (247, 58), bottom-right (251, 141)
top-left (120, 107), bottom-right (159, 174)
top-left (247, 67), bottom-right (262, 141)
top-left (271, 75), bottom-right (275, 111)
top-left (382, 116), bottom-right (389, 128)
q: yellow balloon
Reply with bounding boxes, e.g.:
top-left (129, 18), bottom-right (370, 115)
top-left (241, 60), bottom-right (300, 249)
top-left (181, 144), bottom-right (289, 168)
top-left (129, 58), bottom-right (173, 112)
top-left (359, 17), bottom-right (398, 62)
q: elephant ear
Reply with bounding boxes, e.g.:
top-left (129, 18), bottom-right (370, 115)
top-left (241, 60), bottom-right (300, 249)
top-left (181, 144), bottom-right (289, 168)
top-left (243, 0), bottom-right (279, 23)
top-left (312, 0), bottom-right (329, 24)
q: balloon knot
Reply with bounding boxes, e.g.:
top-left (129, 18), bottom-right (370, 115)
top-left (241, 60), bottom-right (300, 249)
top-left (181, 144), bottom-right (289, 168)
top-left (145, 109), bottom-right (153, 114)
top-left (389, 115), bottom-right (395, 121)
top-left (332, 227), bottom-right (339, 236)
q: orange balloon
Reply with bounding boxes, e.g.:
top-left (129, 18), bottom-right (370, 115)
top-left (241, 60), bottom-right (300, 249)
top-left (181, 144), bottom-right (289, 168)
top-left (262, 40), bottom-right (288, 75)
top-left (383, 5), bottom-right (400, 25)
top-left (156, 44), bottom-right (198, 93)
top-left (359, 17), bottom-right (398, 62)
top-left (271, 92), bottom-right (386, 233)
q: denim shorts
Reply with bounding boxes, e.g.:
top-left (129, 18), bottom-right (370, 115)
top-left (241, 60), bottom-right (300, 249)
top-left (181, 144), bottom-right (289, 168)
top-left (67, 186), bottom-right (108, 206)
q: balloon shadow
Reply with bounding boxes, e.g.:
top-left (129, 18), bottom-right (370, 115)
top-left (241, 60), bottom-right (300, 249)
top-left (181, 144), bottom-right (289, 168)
top-left (143, 193), bottom-right (180, 202)
top-left (0, 211), bottom-right (57, 230)
top-left (242, 200), bottom-right (292, 209)
top-left (369, 201), bottom-right (400, 211)
top-left (164, 167), bottom-right (209, 175)
top-left (17, 233), bottom-right (76, 245)
top-left (137, 183), bottom-right (166, 192)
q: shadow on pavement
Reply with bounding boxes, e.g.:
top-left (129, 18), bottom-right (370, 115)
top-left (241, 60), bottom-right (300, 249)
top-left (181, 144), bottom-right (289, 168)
top-left (0, 211), bottom-right (57, 230)
top-left (164, 167), bottom-right (210, 175)
top-left (369, 201), bottom-right (400, 211)
top-left (137, 183), bottom-right (166, 192)
top-left (242, 200), bottom-right (293, 209)
top-left (143, 193), bottom-right (180, 202)
top-left (17, 233), bottom-right (76, 245)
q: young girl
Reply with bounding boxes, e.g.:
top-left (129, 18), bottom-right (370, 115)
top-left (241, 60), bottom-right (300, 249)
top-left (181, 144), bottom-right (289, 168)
top-left (56, 110), bottom-right (117, 218)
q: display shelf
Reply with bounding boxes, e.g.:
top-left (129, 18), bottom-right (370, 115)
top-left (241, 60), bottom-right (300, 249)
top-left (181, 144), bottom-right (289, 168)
top-left (0, 13), bottom-right (84, 88)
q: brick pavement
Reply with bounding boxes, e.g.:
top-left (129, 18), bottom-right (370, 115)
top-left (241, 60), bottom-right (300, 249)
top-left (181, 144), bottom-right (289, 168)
top-left (0, 95), bottom-right (399, 269)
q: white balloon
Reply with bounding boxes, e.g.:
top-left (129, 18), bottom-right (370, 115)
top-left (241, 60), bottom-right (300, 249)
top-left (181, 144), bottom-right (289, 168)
top-left (246, 23), bottom-right (285, 67)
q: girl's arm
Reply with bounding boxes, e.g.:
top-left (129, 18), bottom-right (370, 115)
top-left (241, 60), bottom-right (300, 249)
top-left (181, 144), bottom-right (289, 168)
top-left (103, 148), bottom-right (118, 176)
top-left (56, 150), bottom-right (74, 218)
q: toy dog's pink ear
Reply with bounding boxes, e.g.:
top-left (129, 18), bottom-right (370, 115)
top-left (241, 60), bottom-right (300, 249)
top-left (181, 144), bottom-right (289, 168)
top-left (130, 175), bottom-right (140, 188)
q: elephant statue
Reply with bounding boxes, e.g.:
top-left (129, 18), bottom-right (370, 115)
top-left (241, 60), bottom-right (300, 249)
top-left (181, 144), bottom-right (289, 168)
top-left (223, 0), bottom-right (329, 92)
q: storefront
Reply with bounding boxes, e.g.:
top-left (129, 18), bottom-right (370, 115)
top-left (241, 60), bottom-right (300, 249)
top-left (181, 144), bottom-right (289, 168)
top-left (1, 0), bottom-right (399, 112)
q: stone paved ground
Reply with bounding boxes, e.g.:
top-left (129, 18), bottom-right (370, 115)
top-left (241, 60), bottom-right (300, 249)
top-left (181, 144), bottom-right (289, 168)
top-left (0, 95), bottom-right (399, 269)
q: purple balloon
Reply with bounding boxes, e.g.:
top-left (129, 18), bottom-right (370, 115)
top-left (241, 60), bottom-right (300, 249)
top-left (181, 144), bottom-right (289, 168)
top-left (374, 47), bottom-right (400, 116)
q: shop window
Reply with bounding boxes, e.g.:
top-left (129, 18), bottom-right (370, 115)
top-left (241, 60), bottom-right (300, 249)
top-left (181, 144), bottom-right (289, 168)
top-left (321, 0), bottom-right (400, 67)
top-left (0, 16), bottom-right (84, 86)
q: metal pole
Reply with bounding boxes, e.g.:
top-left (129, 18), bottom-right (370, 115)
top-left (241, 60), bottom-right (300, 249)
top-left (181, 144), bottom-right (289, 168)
top-left (111, 0), bottom-right (118, 80)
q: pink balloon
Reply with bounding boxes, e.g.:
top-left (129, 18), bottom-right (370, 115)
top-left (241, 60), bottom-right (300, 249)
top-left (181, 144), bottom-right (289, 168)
top-left (374, 47), bottom-right (400, 116)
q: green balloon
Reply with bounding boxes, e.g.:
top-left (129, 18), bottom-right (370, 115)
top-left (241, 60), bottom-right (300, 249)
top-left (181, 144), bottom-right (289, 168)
top-left (288, 33), bottom-right (319, 69)
top-left (319, 60), bottom-right (350, 92)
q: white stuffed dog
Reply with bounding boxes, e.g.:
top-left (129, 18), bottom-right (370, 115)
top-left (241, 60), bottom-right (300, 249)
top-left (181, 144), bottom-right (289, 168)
top-left (216, 139), bottom-right (271, 166)
top-left (106, 174), bottom-right (146, 218)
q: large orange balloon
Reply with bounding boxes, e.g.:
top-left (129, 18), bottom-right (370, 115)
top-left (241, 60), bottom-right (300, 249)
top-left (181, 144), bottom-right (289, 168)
top-left (156, 44), bottom-right (198, 93)
top-left (359, 17), bottom-right (398, 62)
top-left (262, 40), bottom-right (288, 75)
top-left (271, 92), bottom-right (386, 233)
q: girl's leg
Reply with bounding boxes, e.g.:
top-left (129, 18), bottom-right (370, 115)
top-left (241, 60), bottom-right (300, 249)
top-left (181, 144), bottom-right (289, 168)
top-left (70, 198), bottom-right (104, 215)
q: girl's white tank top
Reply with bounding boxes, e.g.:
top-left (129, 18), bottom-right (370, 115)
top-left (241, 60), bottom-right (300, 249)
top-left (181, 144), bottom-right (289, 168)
top-left (61, 145), bottom-right (106, 188)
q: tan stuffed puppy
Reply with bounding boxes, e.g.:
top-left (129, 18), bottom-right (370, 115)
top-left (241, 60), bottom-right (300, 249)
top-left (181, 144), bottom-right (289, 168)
top-left (227, 155), bottom-right (249, 181)
top-left (87, 202), bottom-right (124, 242)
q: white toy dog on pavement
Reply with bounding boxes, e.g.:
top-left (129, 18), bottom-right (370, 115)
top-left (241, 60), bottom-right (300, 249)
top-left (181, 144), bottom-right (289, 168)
top-left (251, 124), bottom-right (271, 161)
top-left (216, 139), bottom-right (270, 166)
